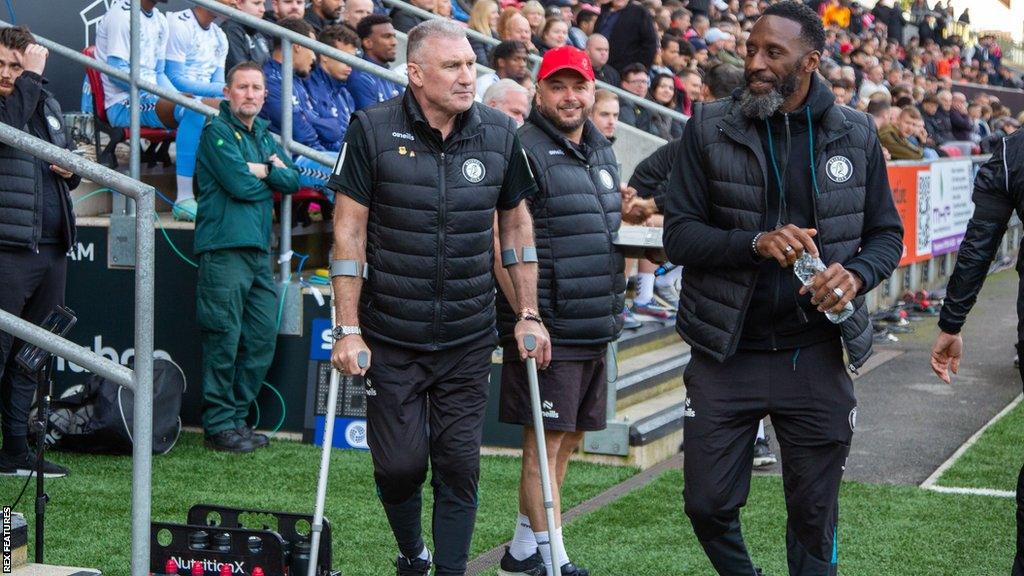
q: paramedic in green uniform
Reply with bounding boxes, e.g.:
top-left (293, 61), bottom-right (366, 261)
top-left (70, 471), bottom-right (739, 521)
top-left (194, 61), bottom-right (299, 453)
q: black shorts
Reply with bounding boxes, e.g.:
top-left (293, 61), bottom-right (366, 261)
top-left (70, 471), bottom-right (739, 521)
top-left (498, 354), bottom-right (608, 432)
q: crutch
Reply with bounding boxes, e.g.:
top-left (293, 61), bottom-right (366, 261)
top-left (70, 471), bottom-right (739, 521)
top-left (308, 290), bottom-right (369, 576)
top-left (524, 334), bottom-right (560, 576)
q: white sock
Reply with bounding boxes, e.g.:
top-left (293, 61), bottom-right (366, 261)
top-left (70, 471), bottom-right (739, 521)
top-left (757, 420), bottom-right (766, 442)
top-left (509, 513), bottom-right (536, 561)
top-left (534, 530), bottom-right (552, 570)
top-left (404, 546), bottom-right (430, 561)
top-left (636, 272), bottom-right (655, 305)
top-left (655, 265), bottom-right (682, 287)
top-left (552, 526), bottom-right (569, 567)
top-left (175, 176), bottom-right (194, 203)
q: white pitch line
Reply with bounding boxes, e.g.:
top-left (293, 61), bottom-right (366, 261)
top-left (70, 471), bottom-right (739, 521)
top-left (920, 393), bottom-right (1023, 490)
top-left (923, 485), bottom-right (1016, 498)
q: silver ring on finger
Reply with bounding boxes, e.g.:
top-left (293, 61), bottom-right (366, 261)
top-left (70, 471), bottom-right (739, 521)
top-left (784, 245), bottom-right (793, 253)
top-left (833, 287), bottom-right (844, 299)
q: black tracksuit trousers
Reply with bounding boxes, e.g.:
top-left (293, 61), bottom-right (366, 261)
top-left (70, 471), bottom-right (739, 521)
top-left (364, 335), bottom-right (495, 576)
top-left (682, 339), bottom-right (856, 576)
top-left (0, 246), bottom-right (66, 452)
top-left (1014, 342), bottom-right (1024, 576)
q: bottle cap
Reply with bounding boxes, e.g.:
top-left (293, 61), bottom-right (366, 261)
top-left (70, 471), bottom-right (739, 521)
top-left (165, 559), bottom-right (179, 576)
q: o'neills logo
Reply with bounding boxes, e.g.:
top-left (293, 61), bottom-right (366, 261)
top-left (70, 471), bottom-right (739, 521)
top-left (169, 557), bottom-right (246, 574)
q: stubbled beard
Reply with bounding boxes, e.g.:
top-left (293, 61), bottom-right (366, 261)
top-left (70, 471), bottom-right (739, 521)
top-left (739, 67), bottom-right (800, 119)
top-left (537, 100), bottom-right (591, 133)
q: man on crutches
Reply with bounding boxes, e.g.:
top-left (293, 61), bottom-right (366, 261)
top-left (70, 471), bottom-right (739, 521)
top-left (494, 46), bottom-right (626, 576)
top-left (326, 19), bottom-right (550, 576)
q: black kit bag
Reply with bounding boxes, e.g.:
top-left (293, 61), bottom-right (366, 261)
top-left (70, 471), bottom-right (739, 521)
top-left (40, 358), bottom-right (185, 455)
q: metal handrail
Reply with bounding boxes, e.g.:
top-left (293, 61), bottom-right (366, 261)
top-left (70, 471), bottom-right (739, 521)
top-left (377, 0), bottom-right (690, 123)
top-left (0, 122), bottom-right (155, 576)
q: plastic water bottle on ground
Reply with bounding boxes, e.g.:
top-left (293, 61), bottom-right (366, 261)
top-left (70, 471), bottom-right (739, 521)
top-left (793, 252), bottom-right (855, 324)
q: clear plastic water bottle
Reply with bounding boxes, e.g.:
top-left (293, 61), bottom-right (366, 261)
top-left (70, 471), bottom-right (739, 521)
top-left (793, 252), bottom-right (854, 324)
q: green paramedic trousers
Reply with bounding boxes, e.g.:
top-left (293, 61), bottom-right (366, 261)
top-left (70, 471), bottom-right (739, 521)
top-left (196, 248), bottom-right (278, 436)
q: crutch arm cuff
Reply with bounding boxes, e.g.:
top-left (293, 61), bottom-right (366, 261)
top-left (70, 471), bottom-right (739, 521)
top-left (330, 259), bottom-right (369, 279)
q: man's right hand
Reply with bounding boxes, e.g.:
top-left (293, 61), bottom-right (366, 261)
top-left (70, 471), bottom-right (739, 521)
top-left (755, 224), bottom-right (818, 267)
top-left (247, 162), bottom-right (268, 179)
top-left (331, 334), bottom-right (372, 376)
top-left (930, 331), bottom-right (962, 384)
top-left (20, 44), bottom-right (47, 76)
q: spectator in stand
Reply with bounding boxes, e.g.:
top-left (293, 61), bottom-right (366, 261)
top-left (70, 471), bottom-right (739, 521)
top-left (921, 91), bottom-right (953, 146)
top-left (691, 14), bottom-right (711, 41)
top-left (857, 64), bottom-right (890, 105)
top-left (569, 7), bottom-right (599, 49)
top-left (538, 17), bottom-right (569, 54)
top-left (467, 0), bottom-right (500, 66)
top-left (872, 0), bottom-right (905, 43)
top-left (165, 5), bottom-right (229, 221)
top-left (476, 40), bottom-right (529, 100)
top-left (223, 0), bottom-right (271, 72)
top-left (587, 34), bottom-right (620, 87)
top-left (866, 97), bottom-right (890, 131)
top-left (343, 0), bottom-right (375, 34)
top-left (830, 77), bottom-right (854, 106)
top-left (678, 68), bottom-right (703, 114)
top-left (266, 0), bottom-right (305, 24)
top-left (821, 0), bottom-right (851, 30)
top-left (348, 14), bottom-right (403, 110)
top-left (949, 91), bottom-right (973, 141)
top-left (969, 103), bottom-right (991, 143)
top-left (482, 78), bottom-right (530, 126)
top-left (521, 1), bottom-right (546, 40)
top-left (702, 61), bottom-right (743, 101)
top-left (497, 9), bottom-right (537, 53)
top-left (261, 18), bottom-right (333, 188)
top-left (689, 37), bottom-right (710, 67)
top-left (705, 27), bottom-right (742, 67)
top-left (652, 35), bottom-right (685, 77)
top-left (648, 74), bottom-right (684, 139)
top-left (391, 0), bottom-right (434, 34)
top-left (981, 117), bottom-right (1020, 153)
top-left (596, 0), bottom-right (659, 73)
top-left (670, 8), bottom-right (692, 34)
top-left (879, 106), bottom-right (931, 160)
top-left (618, 63), bottom-right (652, 132)
top-left (688, 0), bottom-right (710, 17)
top-left (306, 25), bottom-right (359, 151)
top-left (305, 0), bottom-right (343, 31)
top-left (590, 89), bottom-right (620, 140)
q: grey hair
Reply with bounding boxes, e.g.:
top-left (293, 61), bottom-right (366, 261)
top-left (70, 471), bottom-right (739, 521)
top-left (407, 19), bottom-right (468, 63)
top-left (483, 78), bottom-right (529, 105)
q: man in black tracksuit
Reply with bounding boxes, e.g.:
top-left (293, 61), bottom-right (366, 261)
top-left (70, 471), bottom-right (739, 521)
top-left (495, 46), bottom-right (624, 576)
top-left (327, 20), bottom-right (548, 576)
top-left (663, 4), bottom-right (903, 575)
top-left (931, 130), bottom-right (1024, 575)
top-left (0, 27), bottom-right (80, 479)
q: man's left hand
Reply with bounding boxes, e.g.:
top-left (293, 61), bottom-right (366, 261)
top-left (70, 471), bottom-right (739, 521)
top-left (622, 196), bottom-right (657, 224)
top-left (799, 262), bottom-right (863, 314)
top-left (269, 154), bottom-right (287, 169)
top-left (49, 164), bottom-right (74, 179)
top-left (515, 319), bottom-right (551, 370)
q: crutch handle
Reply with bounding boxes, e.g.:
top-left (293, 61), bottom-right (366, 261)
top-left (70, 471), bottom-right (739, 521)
top-left (357, 351), bottom-right (369, 369)
top-left (524, 334), bottom-right (537, 352)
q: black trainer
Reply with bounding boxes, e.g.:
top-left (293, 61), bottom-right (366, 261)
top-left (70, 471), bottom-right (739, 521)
top-left (395, 555), bottom-right (431, 576)
top-left (205, 429), bottom-right (257, 453)
top-left (559, 562), bottom-right (589, 576)
top-left (237, 427), bottom-right (269, 448)
top-left (498, 547), bottom-right (545, 576)
top-left (0, 451), bottom-right (69, 478)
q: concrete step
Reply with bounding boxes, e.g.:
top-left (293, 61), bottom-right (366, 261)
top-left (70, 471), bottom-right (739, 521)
top-left (615, 321), bottom-right (678, 361)
top-left (619, 386), bottom-right (687, 470)
top-left (614, 341), bottom-right (689, 411)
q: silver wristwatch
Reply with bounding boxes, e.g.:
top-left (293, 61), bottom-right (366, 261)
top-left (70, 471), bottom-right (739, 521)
top-left (331, 325), bottom-right (362, 340)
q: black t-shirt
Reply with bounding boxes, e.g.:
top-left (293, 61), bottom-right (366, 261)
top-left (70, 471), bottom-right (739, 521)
top-left (328, 115), bottom-right (537, 210)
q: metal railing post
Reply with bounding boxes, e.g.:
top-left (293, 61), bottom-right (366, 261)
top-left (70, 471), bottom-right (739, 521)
top-left (130, 186), bottom-right (155, 576)
top-left (280, 39), bottom-right (294, 284)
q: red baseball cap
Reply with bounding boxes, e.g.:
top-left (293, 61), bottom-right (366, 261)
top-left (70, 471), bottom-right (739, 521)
top-left (537, 46), bottom-right (595, 82)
